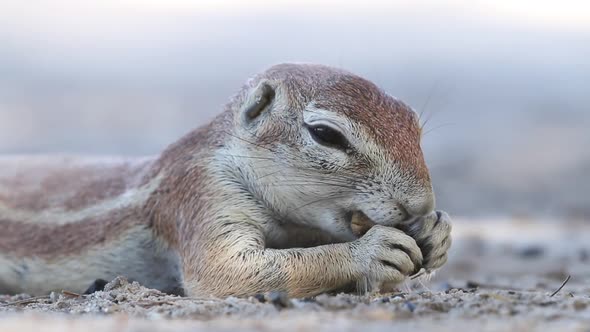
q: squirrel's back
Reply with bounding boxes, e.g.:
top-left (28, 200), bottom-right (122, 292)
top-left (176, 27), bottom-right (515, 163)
top-left (0, 155), bottom-right (183, 295)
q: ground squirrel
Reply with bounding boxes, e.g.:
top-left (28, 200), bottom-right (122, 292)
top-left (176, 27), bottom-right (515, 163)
top-left (0, 63), bottom-right (452, 297)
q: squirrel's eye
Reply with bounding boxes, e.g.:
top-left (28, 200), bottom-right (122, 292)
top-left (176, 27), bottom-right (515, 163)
top-left (306, 124), bottom-right (351, 151)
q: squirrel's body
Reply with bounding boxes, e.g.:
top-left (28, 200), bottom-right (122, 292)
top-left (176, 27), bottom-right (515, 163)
top-left (0, 64), bottom-right (452, 297)
top-left (0, 156), bottom-right (183, 295)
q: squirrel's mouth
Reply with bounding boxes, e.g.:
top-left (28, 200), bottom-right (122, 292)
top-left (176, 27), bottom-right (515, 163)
top-left (349, 211), bottom-right (375, 237)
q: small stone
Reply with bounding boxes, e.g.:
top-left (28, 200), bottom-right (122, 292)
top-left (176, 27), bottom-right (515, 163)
top-left (104, 276), bottom-right (128, 292)
top-left (518, 246), bottom-right (545, 259)
top-left (54, 300), bottom-right (68, 309)
top-left (573, 300), bottom-right (587, 311)
top-left (448, 288), bottom-right (461, 294)
top-left (426, 302), bottom-right (451, 312)
top-left (420, 291), bottom-right (433, 299)
top-left (404, 301), bottom-right (416, 313)
top-left (253, 294), bottom-right (266, 303)
top-left (267, 291), bottom-right (292, 309)
top-left (391, 293), bottom-right (406, 299)
top-left (538, 301), bottom-right (557, 307)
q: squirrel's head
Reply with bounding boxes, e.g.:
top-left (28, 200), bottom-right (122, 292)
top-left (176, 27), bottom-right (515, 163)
top-left (226, 63), bottom-right (434, 240)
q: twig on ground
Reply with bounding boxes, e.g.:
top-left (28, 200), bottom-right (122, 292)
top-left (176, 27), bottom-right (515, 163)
top-left (61, 290), bottom-right (82, 298)
top-left (0, 295), bottom-right (50, 307)
top-left (550, 275), bottom-right (571, 297)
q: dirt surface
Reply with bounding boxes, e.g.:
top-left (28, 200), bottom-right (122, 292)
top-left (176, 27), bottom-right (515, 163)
top-left (1, 218), bottom-right (590, 331)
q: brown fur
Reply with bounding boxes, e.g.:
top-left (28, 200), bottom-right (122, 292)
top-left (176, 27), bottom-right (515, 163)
top-left (0, 157), bottom-right (151, 212)
top-left (0, 209), bottom-right (142, 257)
top-left (259, 64), bottom-right (428, 182)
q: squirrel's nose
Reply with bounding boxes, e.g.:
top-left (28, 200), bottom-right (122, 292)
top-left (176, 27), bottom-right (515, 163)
top-left (401, 191), bottom-right (435, 218)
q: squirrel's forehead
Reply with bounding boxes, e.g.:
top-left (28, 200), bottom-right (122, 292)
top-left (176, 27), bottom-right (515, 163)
top-left (312, 93), bottom-right (421, 141)
top-left (266, 65), bottom-right (422, 143)
top-left (264, 65), bottom-right (427, 179)
top-left (310, 75), bottom-right (420, 133)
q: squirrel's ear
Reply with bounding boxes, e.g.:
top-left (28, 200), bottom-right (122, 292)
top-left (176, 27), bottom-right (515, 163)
top-left (243, 80), bottom-right (276, 121)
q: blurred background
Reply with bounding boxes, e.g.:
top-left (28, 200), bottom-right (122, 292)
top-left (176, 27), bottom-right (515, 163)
top-left (0, 0), bottom-right (588, 219)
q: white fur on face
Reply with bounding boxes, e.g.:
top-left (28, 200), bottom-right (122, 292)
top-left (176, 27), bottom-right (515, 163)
top-left (227, 102), bottom-right (434, 240)
top-left (304, 106), bottom-right (433, 224)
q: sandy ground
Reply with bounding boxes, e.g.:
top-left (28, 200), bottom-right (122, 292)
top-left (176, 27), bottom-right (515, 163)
top-left (1, 218), bottom-right (590, 331)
